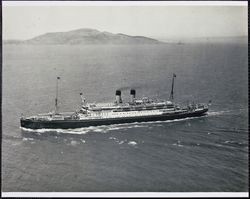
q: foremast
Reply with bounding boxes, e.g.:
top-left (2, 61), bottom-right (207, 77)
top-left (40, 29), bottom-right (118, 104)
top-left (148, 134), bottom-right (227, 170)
top-left (169, 73), bottom-right (176, 102)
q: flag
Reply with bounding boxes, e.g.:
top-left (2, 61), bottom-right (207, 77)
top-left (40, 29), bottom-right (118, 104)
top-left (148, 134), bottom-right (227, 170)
top-left (57, 77), bottom-right (60, 79)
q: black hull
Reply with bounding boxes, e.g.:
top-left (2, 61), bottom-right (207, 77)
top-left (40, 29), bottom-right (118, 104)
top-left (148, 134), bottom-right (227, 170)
top-left (20, 109), bottom-right (208, 129)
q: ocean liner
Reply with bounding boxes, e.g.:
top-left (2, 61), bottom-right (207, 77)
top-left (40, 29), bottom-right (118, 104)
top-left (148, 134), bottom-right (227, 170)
top-left (20, 74), bottom-right (209, 129)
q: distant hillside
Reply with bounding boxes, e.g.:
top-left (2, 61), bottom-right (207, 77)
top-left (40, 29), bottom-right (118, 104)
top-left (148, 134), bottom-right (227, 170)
top-left (4, 28), bottom-right (163, 45)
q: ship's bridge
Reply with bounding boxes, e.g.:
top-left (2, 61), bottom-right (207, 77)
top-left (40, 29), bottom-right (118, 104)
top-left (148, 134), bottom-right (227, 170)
top-left (166, 101), bottom-right (173, 105)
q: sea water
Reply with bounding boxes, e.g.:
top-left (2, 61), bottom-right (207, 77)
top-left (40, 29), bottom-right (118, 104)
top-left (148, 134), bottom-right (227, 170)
top-left (2, 40), bottom-right (248, 191)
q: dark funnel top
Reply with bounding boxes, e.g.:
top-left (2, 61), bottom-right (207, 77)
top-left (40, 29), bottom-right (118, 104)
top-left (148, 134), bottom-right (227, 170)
top-left (130, 89), bottom-right (136, 95)
top-left (116, 90), bottom-right (121, 96)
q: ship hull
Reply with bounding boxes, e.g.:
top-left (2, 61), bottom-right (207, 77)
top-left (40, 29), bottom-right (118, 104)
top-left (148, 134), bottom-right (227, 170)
top-left (20, 108), bottom-right (208, 129)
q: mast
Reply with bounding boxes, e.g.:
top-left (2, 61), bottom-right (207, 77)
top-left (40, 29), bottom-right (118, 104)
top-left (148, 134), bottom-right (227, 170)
top-left (55, 76), bottom-right (60, 114)
top-left (169, 73), bottom-right (176, 101)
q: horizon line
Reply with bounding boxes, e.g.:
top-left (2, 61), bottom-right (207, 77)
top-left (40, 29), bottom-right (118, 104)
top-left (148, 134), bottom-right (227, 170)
top-left (3, 27), bottom-right (248, 41)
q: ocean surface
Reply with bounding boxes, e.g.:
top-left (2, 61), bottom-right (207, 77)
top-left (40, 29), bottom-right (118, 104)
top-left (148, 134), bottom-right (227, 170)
top-left (2, 40), bottom-right (248, 192)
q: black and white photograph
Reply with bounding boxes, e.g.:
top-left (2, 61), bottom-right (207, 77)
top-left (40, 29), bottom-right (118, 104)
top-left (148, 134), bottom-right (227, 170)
top-left (1, 1), bottom-right (248, 197)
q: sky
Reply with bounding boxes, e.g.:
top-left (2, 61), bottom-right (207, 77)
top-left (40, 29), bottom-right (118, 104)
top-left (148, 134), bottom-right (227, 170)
top-left (2, 2), bottom-right (248, 40)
